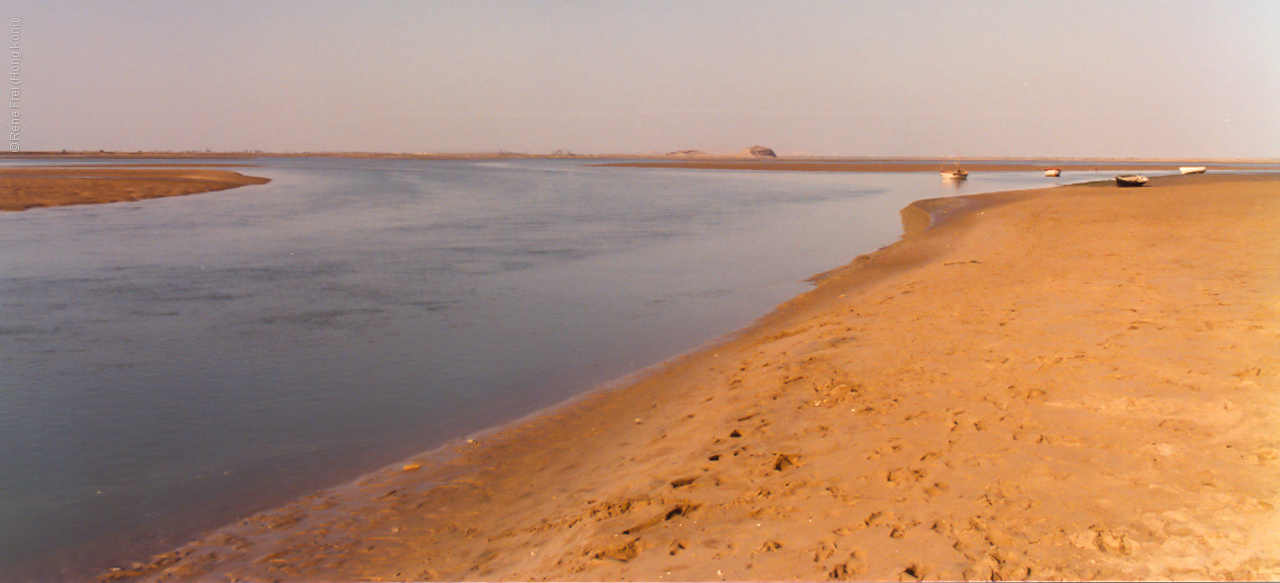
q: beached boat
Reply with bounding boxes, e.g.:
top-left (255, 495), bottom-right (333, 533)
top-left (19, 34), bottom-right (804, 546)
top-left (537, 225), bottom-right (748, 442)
top-left (1115, 175), bottom-right (1148, 187)
top-left (1044, 168), bottom-right (1061, 177)
top-left (1179, 166), bottom-right (1207, 174)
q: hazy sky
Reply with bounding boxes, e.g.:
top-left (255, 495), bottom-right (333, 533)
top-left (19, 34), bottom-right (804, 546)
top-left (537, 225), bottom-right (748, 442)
top-left (8, 1), bottom-right (1279, 157)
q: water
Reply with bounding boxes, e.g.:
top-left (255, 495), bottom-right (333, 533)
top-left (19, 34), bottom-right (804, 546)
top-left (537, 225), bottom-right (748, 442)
top-left (0, 157), bottom-right (1061, 581)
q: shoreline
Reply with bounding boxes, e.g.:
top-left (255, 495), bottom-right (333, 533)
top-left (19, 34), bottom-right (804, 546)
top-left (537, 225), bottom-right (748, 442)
top-left (595, 160), bottom-right (1278, 173)
top-left (6, 151), bottom-right (1280, 169)
top-left (0, 167), bottom-right (270, 211)
top-left (104, 172), bottom-right (1280, 581)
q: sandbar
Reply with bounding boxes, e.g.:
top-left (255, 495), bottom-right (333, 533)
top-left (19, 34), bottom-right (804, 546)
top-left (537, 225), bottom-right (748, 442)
top-left (105, 173), bottom-right (1280, 581)
top-left (598, 160), bottom-right (1273, 173)
top-left (0, 167), bottom-right (270, 211)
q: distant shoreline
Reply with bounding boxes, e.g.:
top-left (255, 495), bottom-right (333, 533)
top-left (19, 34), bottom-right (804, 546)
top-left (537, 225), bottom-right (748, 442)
top-left (4, 154), bottom-right (1276, 213)
top-left (4, 150), bottom-right (1279, 166)
top-left (595, 160), bottom-right (1280, 172)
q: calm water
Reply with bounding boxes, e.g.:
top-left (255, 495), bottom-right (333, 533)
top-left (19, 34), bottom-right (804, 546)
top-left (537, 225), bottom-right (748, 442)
top-left (0, 158), bottom-right (1063, 581)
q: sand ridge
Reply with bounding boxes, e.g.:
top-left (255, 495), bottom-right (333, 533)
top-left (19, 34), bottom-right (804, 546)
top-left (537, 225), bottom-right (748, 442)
top-left (105, 174), bottom-right (1280, 581)
top-left (0, 167), bottom-right (270, 211)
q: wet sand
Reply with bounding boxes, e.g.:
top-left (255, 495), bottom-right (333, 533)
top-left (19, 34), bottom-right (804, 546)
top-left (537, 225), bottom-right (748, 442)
top-left (0, 167), bottom-right (270, 211)
top-left (106, 173), bottom-right (1280, 581)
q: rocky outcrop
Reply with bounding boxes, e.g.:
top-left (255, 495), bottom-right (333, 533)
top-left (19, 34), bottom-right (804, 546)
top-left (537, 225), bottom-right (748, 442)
top-left (740, 145), bottom-right (777, 158)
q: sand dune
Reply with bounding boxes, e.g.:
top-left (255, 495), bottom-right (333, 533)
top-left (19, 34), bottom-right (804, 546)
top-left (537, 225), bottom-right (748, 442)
top-left (106, 174), bottom-right (1280, 581)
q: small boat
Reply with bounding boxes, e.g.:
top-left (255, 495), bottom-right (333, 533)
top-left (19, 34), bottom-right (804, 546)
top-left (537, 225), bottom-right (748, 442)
top-left (940, 160), bottom-right (968, 180)
top-left (1115, 175), bottom-right (1148, 187)
top-left (1044, 168), bottom-right (1061, 177)
top-left (1179, 166), bottom-right (1207, 175)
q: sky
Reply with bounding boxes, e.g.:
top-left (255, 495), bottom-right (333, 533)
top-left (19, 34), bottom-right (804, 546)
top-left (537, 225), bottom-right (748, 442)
top-left (7, 0), bottom-right (1280, 158)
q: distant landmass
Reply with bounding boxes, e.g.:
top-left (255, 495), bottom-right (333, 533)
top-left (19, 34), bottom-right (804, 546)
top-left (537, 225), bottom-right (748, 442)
top-left (740, 145), bottom-right (777, 158)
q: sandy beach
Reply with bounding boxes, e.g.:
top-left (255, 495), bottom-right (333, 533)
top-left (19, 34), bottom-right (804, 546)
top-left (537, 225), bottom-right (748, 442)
top-left (100, 173), bottom-right (1280, 581)
top-left (0, 167), bottom-right (270, 211)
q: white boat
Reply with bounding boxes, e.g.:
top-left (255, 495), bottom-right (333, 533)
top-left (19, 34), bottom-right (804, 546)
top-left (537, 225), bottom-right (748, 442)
top-left (1179, 166), bottom-right (1206, 174)
top-left (1115, 175), bottom-right (1148, 187)
top-left (1044, 168), bottom-right (1061, 177)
